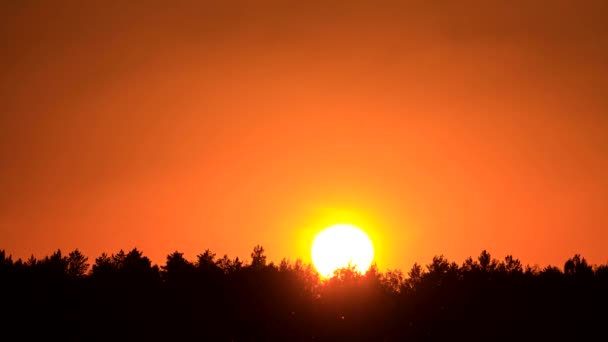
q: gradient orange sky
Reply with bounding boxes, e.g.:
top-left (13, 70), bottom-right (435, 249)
top-left (2, 1), bottom-right (607, 271)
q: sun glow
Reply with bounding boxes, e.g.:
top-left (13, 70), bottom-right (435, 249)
top-left (311, 223), bottom-right (375, 278)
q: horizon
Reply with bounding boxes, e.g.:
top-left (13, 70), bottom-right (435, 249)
top-left (1, 245), bottom-right (602, 275)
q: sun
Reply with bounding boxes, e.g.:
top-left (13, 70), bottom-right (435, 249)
top-left (311, 223), bottom-right (375, 278)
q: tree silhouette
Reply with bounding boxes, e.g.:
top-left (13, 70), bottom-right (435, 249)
top-left (67, 249), bottom-right (89, 278)
top-left (564, 253), bottom-right (593, 278)
top-left (196, 249), bottom-right (219, 271)
top-left (250, 244), bottom-right (267, 269)
top-left (500, 254), bottom-right (523, 274)
top-left (1, 245), bottom-right (606, 340)
top-left (215, 254), bottom-right (243, 274)
top-left (161, 251), bottom-right (194, 282)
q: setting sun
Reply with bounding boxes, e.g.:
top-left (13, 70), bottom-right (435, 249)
top-left (311, 224), bottom-right (375, 278)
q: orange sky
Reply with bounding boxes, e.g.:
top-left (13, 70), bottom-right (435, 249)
top-left (1, 1), bottom-right (607, 271)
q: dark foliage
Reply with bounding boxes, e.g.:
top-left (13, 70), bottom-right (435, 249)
top-left (1, 248), bottom-right (606, 341)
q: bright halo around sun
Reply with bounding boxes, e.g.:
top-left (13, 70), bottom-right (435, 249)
top-left (311, 223), bottom-right (375, 278)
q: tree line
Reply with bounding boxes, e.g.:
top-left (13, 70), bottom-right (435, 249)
top-left (1, 246), bottom-right (606, 341)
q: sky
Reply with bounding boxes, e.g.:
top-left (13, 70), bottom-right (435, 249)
top-left (1, 1), bottom-right (607, 271)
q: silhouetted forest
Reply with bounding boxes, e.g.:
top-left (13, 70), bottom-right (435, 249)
top-left (1, 246), bottom-right (606, 341)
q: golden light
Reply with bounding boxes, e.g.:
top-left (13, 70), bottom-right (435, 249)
top-left (311, 223), bottom-right (375, 278)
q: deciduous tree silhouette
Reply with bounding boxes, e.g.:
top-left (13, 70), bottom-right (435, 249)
top-left (564, 253), bottom-right (593, 278)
